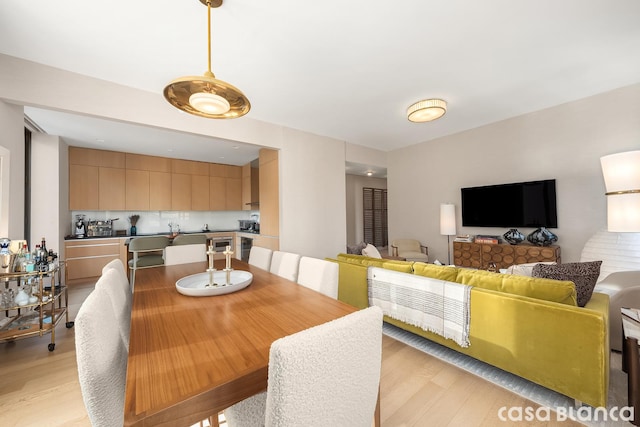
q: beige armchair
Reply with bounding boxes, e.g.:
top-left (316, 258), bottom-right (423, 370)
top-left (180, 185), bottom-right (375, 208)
top-left (391, 239), bottom-right (429, 263)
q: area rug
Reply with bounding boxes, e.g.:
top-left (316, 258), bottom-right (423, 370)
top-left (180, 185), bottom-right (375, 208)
top-left (383, 323), bottom-right (631, 426)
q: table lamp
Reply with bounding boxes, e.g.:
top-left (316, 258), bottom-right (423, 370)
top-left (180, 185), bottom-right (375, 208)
top-left (440, 203), bottom-right (456, 265)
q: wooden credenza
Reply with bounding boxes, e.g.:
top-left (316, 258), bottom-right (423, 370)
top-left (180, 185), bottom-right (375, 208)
top-left (453, 241), bottom-right (561, 270)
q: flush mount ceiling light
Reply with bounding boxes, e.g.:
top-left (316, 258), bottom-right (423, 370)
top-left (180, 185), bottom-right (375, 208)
top-left (164, 0), bottom-right (250, 119)
top-left (407, 99), bottom-right (447, 123)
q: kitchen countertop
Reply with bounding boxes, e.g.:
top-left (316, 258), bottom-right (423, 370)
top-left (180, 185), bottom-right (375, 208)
top-left (65, 229), bottom-right (259, 241)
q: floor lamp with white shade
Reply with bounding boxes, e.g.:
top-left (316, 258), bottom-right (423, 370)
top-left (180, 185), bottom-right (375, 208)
top-left (601, 150), bottom-right (640, 232)
top-left (440, 203), bottom-right (457, 265)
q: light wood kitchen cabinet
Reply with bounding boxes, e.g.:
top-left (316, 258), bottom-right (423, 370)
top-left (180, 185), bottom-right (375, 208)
top-left (126, 153), bottom-right (171, 172)
top-left (149, 171), bottom-right (172, 210)
top-left (69, 146), bottom-right (255, 212)
top-left (209, 177), bottom-right (226, 210)
top-left (126, 169), bottom-right (150, 210)
top-left (259, 148), bottom-right (279, 238)
top-left (69, 147), bottom-right (126, 210)
top-left (65, 238), bottom-right (127, 283)
top-left (226, 178), bottom-right (242, 210)
top-left (171, 173), bottom-right (192, 210)
top-left (173, 159), bottom-right (209, 175)
top-left (98, 167), bottom-right (126, 210)
top-left (69, 146), bottom-right (125, 168)
top-left (69, 164), bottom-right (99, 210)
top-left (242, 163), bottom-right (259, 210)
top-left (191, 175), bottom-right (210, 211)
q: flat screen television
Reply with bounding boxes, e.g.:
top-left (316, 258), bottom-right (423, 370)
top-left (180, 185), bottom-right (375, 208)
top-left (461, 179), bottom-right (557, 228)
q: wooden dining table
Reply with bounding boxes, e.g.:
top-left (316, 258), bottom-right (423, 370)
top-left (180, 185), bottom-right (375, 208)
top-left (123, 259), bottom-right (361, 427)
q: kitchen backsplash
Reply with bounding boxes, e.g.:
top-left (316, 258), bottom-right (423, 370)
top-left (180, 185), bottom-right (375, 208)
top-left (70, 210), bottom-right (259, 236)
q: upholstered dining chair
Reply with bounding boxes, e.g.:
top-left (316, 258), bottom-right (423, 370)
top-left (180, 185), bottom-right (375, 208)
top-left (164, 243), bottom-right (207, 266)
top-left (95, 267), bottom-right (131, 349)
top-left (297, 256), bottom-right (339, 299)
top-left (101, 258), bottom-right (131, 301)
top-left (224, 306), bottom-right (383, 427)
top-left (391, 239), bottom-right (429, 262)
top-left (269, 251), bottom-right (301, 282)
top-left (75, 286), bottom-right (128, 427)
top-left (171, 233), bottom-right (208, 245)
top-left (248, 246), bottom-right (273, 271)
top-left (128, 235), bottom-right (170, 287)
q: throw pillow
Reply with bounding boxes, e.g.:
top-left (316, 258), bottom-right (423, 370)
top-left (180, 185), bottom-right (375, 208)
top-left (346, 241), bottom-right (367, 255)
top-left (362, 243), bottom-right (382, 259)
top-left (505, 262), bottom-right (557, 277)
top-left (532, 261), bottom-right (602, 307)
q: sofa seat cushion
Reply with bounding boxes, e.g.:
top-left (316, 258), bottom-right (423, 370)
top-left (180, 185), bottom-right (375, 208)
top-left (532, 261), bottom-right (602, 307)
top-left (456, 268), bottom-right (577, 306)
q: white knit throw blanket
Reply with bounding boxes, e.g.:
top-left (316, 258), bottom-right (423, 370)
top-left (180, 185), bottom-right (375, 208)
top-left (368, 267), bottom-right (471, 348)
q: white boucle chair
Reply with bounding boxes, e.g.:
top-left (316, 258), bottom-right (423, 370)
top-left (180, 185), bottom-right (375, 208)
top-left (248, 246), bottom-right (273, 271)
top-left (269, 251), bottom-right (301, 282)
top-left (580, 229), bottom-right (640, 351)
top-left (102, 258), bottom-right (131, 302)
top-left (95, 267), bottom-right (131, 349)
top-left (75, 286), bottom-right (128, 427)
top-left (224, 306), bottom-right (383, 427)
top-left (163, 243), bottom-right (207, 266)
top-left (297, 256), bottom-right (339, 299)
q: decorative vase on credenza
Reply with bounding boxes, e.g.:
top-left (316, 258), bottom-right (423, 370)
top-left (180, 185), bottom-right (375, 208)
top-left (503, 228), bottom-right (525, 245)
top-left (526, 227), bottom-right (558, 246)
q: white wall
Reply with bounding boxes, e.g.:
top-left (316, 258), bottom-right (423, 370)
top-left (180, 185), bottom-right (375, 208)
top-left (0, 100), bottom-right (24, 239)
top-left (30, 133), bottom-right (68, 256)
top-left (388, 83), bottom-right (640, 264)
top-left (0, 55), bottom-right (351, 260)
top-left (279, 128), bottom-right (347, 259)
top-left (345, 174), bottom-right (387, 245)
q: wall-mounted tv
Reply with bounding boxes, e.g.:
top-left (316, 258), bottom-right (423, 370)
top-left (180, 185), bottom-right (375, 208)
top-left (461, 179), bottom-right (557, 228)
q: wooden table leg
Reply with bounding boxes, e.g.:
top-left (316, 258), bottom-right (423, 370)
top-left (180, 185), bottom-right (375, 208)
top-left (625, 337), bottom-right (640, 426)
top-left (374, 385), bottom-right (381, 427)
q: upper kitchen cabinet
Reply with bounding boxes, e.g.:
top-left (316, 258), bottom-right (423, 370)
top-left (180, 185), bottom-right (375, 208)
top-left (99, 167), bottom-right (125, 210)
top-left (242, 163), bottom-right (259, 211)
top-left (68, 147), bottom-right (248, 212)
top-left (210, 164), bottom-right (242, 210)
top-left (69, 147), bottom-right (125, 210)
top-left (126, 153), bottom-right (171, 210)
top-left (191, 174), bottom-right (210, 211)
top-left (259, 149), bottom-right (279, 238)
top-left (149, 171), bottom-right (172, 210)
top-left (125, 169), bottom-right (150, 210)
top-left (69, 146), bottom-right (125, 168)
top-left (126, 153), bottom-right (171, 172)
top-left (69, 164), bottom-right (99, 210)
top-left (171, 173), bottom-right (192, 211)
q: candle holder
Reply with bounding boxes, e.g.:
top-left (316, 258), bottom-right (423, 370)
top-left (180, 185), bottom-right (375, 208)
top-left (223, 245), bottom-right (234, 285)
top-left (205, 245), bottom-right (216, 287)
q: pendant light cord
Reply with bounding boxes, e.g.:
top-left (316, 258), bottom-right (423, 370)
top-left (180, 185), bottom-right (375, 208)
top-left (207, 0), bottom-right (212, 74)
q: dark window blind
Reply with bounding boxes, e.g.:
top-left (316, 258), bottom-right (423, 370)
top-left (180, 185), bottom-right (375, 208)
top-left (363, 187), bottom-right (387, 247)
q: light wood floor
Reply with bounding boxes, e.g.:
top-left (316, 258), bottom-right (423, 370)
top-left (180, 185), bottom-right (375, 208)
top-left (0, 282), bottom-right (582, 427)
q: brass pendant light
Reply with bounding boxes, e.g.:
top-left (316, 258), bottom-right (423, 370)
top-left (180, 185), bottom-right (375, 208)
top-left (164, 0), bottom-right (250, 119)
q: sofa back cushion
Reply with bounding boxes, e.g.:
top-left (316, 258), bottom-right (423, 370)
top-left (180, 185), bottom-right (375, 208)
top-left (335, 254), bottom-right (413, 273)
top-left (413, 262), bottom-right (459, 282)
top-left (455, 268), bottom-right (577, 306)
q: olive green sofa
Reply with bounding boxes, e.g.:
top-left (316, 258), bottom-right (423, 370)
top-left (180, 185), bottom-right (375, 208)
top-left (328, 254), bottom-right (610, 408)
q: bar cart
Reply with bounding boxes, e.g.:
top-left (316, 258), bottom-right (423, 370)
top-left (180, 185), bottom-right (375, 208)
top-left (0, 262), bottom-right (73, 351)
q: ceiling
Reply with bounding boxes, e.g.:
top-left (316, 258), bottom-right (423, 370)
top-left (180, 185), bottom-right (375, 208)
top-left (2, 0), bottom-right (640, 174)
